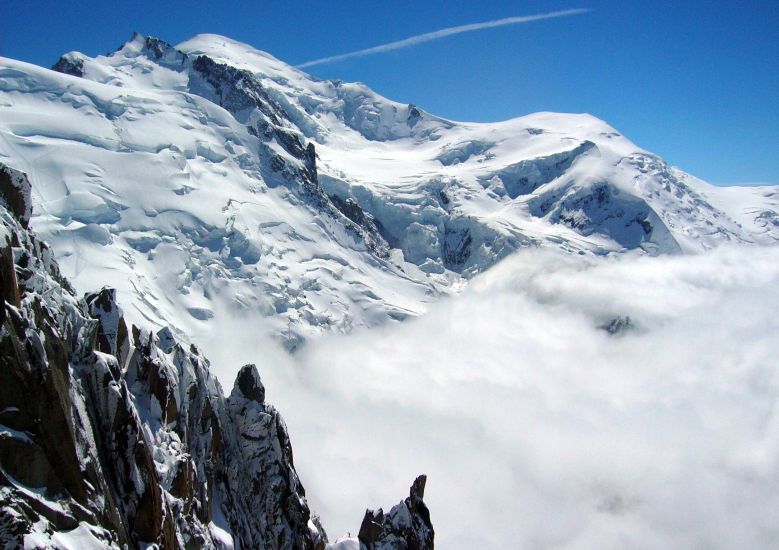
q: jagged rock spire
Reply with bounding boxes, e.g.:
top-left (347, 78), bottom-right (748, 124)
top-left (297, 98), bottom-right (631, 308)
top-left (358, 474), bottom-right (435, 549)
top-left (0, 164), bottom-right (31, 228)
top-left (0, 164), bottom-right (334, 548)
top-left (233, 363), bottom-right (266, 403)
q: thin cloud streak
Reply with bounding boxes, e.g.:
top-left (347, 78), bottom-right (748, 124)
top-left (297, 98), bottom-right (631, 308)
top-left (297, 9), bottom-right (591, 69)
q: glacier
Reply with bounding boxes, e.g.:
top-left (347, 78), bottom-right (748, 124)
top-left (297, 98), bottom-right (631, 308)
top-left (0, 33), bottom-right (776, 353)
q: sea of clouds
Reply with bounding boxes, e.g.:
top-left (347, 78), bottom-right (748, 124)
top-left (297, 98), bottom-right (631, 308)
top-left (201, 245), bottom-right (779, 548)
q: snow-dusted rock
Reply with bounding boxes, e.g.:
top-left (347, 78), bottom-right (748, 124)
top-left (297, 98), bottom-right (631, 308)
top-left (1, 164), bottom-right (421, 550)
top-left (225, 364), bottom-right (326, 549)
top-left (0, 164), bottom-right (32, 228)
top-left (358, 475), bottom-right (434, 550)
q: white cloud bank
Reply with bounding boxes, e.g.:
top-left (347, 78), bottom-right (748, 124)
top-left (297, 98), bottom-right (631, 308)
top-left (297, 9), bottom-right (591, 69)
top-left (202, 245), bottom-right (779, 548)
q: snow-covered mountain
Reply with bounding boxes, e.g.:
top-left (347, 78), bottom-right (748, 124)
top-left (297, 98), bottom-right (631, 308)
top-left (1, 33), bottom-right (776, 349)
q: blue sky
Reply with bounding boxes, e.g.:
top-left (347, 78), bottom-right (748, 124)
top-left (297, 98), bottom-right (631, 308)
top-left (2, 1), bottom-right (777, 184)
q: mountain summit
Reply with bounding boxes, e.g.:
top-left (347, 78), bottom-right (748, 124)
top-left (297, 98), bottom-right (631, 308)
top-left (0, 33), bottom-right (776, 349)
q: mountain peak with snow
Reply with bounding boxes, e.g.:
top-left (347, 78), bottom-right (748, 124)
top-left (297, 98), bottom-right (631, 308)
top-left (1, 32), bottom-right (776, 352)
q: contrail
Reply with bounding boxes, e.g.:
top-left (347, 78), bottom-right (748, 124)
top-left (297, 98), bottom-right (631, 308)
top-left (297, 8), bottom-right (591, 69)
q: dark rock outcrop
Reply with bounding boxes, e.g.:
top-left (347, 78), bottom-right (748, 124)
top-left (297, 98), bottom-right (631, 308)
top-left (358, 475), bottom-right (434, 550)
top-left (51, 53), bottom-right (85, 77)
top-left (85, 287), bottom-right (130, 364)
top-left (134, 33), bottom-right (188, 68)
top-left (226, 364), bottom-right (324, 549)
top-left (0, 164), bottom-right (32, 228)
top-left (600, 315), bottom-right (635, 335)
top-left (407, 104), bottom-right (422, 127)
top-left (443, 226), bottom-right (472, 269)
top-left (328, 194), bottom-right (390, 258)
top-left (0, 164), bottom-right (331, 548)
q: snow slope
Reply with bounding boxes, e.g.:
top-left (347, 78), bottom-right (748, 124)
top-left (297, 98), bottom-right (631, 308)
top-left (0, 32), bottom-right (776, 349)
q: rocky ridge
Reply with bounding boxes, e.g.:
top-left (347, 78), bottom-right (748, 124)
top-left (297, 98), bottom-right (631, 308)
top-left (0, 165), bottom-right (432, 548)
top-left (358, 476), bottom-right (434, 550)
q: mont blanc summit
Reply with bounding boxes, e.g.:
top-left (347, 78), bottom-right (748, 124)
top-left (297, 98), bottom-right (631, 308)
top-left (1, 33), bottom-right (775, 348)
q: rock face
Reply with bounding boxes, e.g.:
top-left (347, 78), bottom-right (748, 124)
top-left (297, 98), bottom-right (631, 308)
top-left (0, 164), bottom-right (32, 228)
top-left (358, 476), bottom-right (434, 550)
top-left (0, 165), bottom-right (432, 548)
top-left (225, 364), bottom-right (324, 549)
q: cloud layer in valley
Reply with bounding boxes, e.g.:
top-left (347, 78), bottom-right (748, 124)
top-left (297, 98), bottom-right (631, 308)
top-left (200, 245), bottom-right (779, 548)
